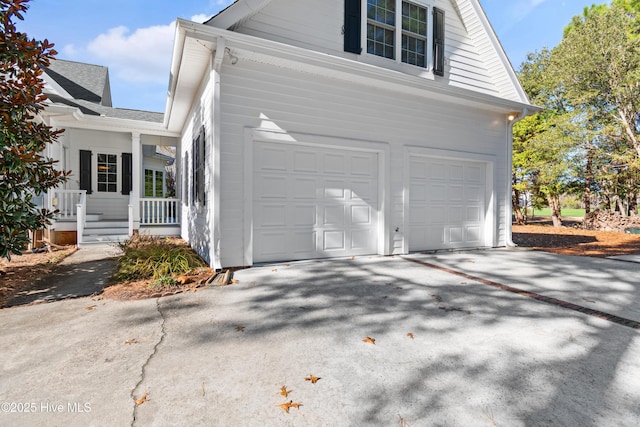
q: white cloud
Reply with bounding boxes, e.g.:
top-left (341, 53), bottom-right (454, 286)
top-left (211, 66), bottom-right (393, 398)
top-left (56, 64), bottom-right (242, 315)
top-left (85, 22), bottom-right (176, 85)
top-left (190, 13), bottom-right (213, 24)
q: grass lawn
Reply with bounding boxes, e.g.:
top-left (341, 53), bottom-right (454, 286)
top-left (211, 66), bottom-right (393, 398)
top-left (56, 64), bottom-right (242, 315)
top-left (529, 208), bottom-right (586, 217)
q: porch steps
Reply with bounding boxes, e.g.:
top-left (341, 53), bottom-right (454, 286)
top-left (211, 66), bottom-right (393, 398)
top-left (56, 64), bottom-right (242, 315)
top-left (79, 218), bottom-right (129, 248)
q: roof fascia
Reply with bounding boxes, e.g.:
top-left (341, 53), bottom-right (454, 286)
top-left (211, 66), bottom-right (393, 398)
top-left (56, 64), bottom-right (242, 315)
top-left (470, 0), bottom-right (530, 103)
top-left (205, 0), bottom-right (273, 29)
top-left (175, 21), bottom-right (540, 115)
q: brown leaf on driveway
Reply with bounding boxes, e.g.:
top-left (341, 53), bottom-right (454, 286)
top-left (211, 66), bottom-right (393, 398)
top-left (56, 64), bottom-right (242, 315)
top-left (134, 392), bottom-right (148, 406)
top-left (279, 386), bottom-right (292, 397)
top-left (304, 375), bottom-right (321, 384)
top-left (124, 339), bottom-right (139, 345)
top-left (406, 333), bottom-right (414, 339)
top-left (86, 305), bottom-right (96, 311)
top-left (278, 400), bottom-right (293, 413)
top-left (235, 325), bottom-right (245, 332)
top-left (362, 336), bottom-right (376, 345)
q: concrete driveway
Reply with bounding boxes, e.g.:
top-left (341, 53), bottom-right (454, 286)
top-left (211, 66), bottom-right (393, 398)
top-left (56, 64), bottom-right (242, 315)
top-left (1, 249), bottom-right (639, 426)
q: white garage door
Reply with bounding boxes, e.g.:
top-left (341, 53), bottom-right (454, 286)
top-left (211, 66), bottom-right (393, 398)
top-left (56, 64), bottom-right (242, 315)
top-left (409, 157), bottom-right (486, 251)
top-left (253, 141), bottom-right (379, 263)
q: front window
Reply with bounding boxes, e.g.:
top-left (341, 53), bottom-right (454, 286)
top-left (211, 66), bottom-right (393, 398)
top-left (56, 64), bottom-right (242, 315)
top-left (367, 0), bottom-right (429, 68)
top-left (97, 153), bottom-right (117, 192)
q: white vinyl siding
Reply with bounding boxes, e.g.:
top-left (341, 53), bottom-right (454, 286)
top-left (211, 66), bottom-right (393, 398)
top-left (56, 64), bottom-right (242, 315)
top-left (213, 58), bottom-right (507, 267)
top-left (229, 0), bottom-right (523, 101)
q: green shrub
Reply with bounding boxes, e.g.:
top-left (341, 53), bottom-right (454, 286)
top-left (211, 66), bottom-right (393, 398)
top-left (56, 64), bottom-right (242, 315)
top-left (113, 236), bottom-right (206, 283)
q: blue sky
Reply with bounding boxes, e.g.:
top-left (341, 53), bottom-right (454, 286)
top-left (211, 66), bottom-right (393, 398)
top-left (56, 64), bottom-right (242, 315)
top-left (18, 0), bottom-right (605, 112)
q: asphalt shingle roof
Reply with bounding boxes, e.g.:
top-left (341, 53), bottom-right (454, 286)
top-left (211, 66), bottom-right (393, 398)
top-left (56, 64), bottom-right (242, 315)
top-left (44, 59), bottom-right (164, 123)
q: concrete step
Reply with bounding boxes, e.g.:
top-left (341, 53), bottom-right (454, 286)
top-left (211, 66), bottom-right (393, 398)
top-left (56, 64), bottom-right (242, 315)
top-left (84, 227), bottom-right (129, 236)
top-left (85, 221), bottom-right (128, 229)
top-left (79, 234), bottom-right (129, 247)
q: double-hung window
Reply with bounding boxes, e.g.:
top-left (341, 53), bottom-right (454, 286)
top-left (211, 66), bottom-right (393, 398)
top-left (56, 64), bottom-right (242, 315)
top-left (367, 0), bottom-right (428, 67)
top-left (97, 154), bottom-right (117, 193)
top-left (354, 0), bottom-right (444, 74)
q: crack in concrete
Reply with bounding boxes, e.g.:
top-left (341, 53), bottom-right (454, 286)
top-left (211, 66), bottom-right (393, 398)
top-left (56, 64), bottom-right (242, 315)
top-left (130, 298), bottom-right (167, 426)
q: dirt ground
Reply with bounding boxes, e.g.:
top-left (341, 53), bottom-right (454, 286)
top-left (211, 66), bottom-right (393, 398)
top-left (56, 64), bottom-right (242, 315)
top-left (2, 224), bottom-right (640, 307)
top-left (0, 247), bottom-right (77, 307)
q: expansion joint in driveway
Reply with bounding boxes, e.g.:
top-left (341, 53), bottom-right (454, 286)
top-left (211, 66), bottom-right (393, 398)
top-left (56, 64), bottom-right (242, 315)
top-left (130, 298), bottom-right (167, 426)
top-left (403, 257), bottom-right (640, 331)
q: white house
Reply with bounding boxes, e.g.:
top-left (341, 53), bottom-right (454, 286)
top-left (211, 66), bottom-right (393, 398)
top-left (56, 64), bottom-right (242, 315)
top-left (165, 0), bottom-right (537, 269)
top-left (39, 59), bottom-right (181, 246)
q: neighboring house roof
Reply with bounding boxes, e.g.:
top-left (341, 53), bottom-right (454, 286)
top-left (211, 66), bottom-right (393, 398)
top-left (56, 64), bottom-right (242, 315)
top-left (42, 58), bottom-right (165, 125)
top-left (45, 59), bottom-right (112, 106)
top-left (46, 94), bottom-right (164, 123)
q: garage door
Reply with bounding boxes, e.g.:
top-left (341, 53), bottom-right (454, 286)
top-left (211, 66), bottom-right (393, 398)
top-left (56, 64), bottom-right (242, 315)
top-left (253, 141), bottom-right (379, 262)
top-left (409, 157), bottom-right (486, 251)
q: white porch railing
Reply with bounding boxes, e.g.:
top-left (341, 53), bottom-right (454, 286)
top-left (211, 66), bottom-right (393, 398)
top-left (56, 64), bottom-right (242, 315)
top-left (51, 189), bottom-right (86, 219)
top-left (76, 192), bottom-right (87, 246)
top-left (140, 198), bottom-right (180, 225)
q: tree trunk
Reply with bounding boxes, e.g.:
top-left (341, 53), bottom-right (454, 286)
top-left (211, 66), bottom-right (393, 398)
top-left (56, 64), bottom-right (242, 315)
top-left (512, 188), bottom-right (525, 225)
top-left (584, 139), bottom-right (593, 214)
top-left (548, 194), bottom-right (563, 227)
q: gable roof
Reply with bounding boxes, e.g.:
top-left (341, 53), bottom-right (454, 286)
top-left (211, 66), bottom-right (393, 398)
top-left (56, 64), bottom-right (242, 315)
top-left (42, 58), bottom-right (165, 124)
top-left (45, 59), bottom-right (112, 106)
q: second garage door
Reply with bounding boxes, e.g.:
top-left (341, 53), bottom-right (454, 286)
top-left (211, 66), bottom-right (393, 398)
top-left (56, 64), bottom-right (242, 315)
top-left (409, 156), bottom-right (487, 251)
top-left (253, 141), bottom-right (379, 263)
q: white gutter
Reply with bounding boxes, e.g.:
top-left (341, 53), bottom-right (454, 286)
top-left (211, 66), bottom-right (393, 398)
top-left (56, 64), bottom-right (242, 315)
top-left (505, 108), bottom-right (529, 247)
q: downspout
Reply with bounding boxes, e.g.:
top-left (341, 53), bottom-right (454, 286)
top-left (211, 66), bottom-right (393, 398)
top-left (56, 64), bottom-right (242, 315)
top-left (210, 37), bottom-right (225, 270)
top-left (506, 108), bottom-right (528, 247)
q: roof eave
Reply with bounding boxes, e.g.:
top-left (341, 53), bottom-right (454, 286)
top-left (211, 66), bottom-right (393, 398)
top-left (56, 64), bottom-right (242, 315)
top-left (170, 22), bottom-right (540, 121)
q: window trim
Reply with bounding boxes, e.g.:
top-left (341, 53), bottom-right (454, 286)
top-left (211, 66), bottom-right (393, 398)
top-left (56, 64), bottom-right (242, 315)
top-left (362, 0), bottom-right (435, 71)
top-left (96, 152), bottom-right (119, 193)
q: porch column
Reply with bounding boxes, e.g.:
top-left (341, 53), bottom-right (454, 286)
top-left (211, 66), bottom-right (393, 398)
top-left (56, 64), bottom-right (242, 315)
top-left (131, 132), bottom-right (142, 231)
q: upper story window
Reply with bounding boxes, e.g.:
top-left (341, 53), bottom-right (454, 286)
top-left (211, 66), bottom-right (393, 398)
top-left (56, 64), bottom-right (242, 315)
top-left (345, 0), bottom-right (444, 75)
top-left (366, 0), bottom-right (428, 67)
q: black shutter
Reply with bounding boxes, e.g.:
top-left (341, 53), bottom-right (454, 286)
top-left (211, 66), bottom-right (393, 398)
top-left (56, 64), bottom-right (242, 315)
top-left (344, 0), bottom-right (362, 54)
top-left (199, 128), bottom-right (206, 205)
top-left (192, 136), bottom-right (198, 205)
top-left (433, 7), bottom-right (445, 76)
top-left (79, 150), bottom-right (92, 194)
top-left (121, 153), bottom-right (132, 195)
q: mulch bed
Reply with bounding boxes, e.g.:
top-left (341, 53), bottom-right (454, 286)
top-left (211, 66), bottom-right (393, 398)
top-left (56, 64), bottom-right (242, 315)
top-left (513, 223), bottom-right (640, 257)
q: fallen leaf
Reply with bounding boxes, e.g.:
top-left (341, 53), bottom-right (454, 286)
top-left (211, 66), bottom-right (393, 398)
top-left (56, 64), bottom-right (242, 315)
top-left (124, 339), bottom-right (139, 345)
top-left (407, 333), bottom-right (414, 339)
top-left (460, 281), bottom-right (468, 285)
top-left (272, 269), bottom-right (278, 273)
top-left (231, 279), bottom-right (239, 284)
top-left (134, 392), bottom-right (148, 406)
top-left (362, 336), bottom-right (376, 345)
top-left (304, 375), bottom-right (321, 384)
top-left (86, 305), bottom-right (96, 311)
top-left (92, 295), bottom-right (104, 301)
top-left (279, 386), bottom-right (292, 397)
top-left (235, 325), bottom-right (245, 332)
top-left (278, 400), bottom-right (293, 413)
top-left (290, 402), bottom-right (303, 410)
